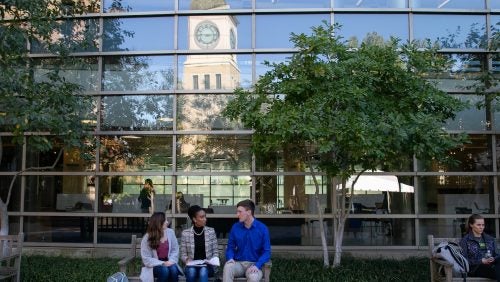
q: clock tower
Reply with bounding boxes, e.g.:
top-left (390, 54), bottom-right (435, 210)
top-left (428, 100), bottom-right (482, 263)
top-left (182, 1), bottom-right (240, 90)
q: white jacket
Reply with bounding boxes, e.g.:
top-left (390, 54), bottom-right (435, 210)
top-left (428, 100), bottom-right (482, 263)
top-left (140, 228), bottom-right (181, 282)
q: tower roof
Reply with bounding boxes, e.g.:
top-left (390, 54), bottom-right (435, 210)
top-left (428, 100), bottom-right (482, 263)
top-left (190, 0), bottom-right (227, 10)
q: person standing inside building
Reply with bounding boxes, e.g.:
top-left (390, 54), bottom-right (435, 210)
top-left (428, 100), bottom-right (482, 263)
top-left (180, 205), bottom-right (219, 282)
top-left (223, 199), bottom-right (271, 282)
top-left (460, 214), bottom-right (500, 281)
top-left (140, 212), bottom-right (181, 282)
top-left (139, 178), bottom-right (155, 213)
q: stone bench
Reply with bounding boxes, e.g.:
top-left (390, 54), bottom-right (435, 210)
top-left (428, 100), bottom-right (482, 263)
top-left (428, 235), bottom-right (494, 282)
top-left (118, 235), bottom-right (271, 281)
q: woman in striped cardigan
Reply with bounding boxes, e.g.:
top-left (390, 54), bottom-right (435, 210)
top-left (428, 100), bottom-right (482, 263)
top-left (180, 205), bottom-right (219, 282)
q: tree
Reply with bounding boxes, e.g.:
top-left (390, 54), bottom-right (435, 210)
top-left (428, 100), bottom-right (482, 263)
top-left (0, 0), bottom-right (98, 235)
top-left (223, 23), bottom-right (467, 267)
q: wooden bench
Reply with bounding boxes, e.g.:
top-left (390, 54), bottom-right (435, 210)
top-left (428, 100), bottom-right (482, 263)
top-left (118, 235), bottom-right (271, 282)
top-left (0, 233), bottom-right (23, 282)
top-left (428, 235), bottom-right (494, 282)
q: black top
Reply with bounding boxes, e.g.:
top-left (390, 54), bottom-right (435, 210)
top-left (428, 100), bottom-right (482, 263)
top-left (193, 226), bottom-right (206, 260)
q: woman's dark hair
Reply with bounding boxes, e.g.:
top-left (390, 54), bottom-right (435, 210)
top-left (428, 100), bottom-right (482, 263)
top-left (147, 212), bottom-right (166, 249)
top-left (466, 214), bottom-right (484, 233)
top-left (187, 205), bottom-right (204, 223)
top-left (237, 199), bottom-right (255, 216)
top-left (144, 178), bottom-right (153, 186)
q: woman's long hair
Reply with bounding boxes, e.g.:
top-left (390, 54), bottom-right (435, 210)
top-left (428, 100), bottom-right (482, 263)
top-left (466, 213), bottom-right (483, 233)
top-left (147, 212), bottom-right (166, 250)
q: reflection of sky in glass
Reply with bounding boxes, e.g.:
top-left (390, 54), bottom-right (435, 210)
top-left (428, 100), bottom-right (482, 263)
top-left (179, 0), bottom-right (252, 10)
top-left (103, 0), bottom-right (174, 12)
top-left (178, 16), bottom-right (251, 50)
top-left (256, 0), bottom-right (330, 9)
top-left (412, 0), bottom-right (484, 9)
top-left (335, 0), bottom-right (406, 8)
top-left (335, 14), bottom-right (408, 44)
top-left (256, 14), bottom-right (330, 48)
top-left (103, 17), bottom-right (174, 51)
top-left (493, 1), bottom-right (500, 9)
top-left (413, 15), bottom-right (486, 48)
top-left (103, 56), bottom-right (174, 91)
top-left (256, 54), bottom-right (292, 78)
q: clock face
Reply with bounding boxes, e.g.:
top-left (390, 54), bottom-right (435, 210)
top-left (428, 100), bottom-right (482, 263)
top-left (195, 21), bottom-right (220, 49)
top-left (230, 28), bottom-right (236, 49)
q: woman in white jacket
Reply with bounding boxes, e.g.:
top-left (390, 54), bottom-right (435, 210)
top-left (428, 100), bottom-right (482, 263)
top-left (140, 212), bottom-right (181, 282)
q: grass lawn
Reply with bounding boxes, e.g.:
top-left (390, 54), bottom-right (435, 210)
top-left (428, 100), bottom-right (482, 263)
top-left (21, 255), bottom-right (429, 282)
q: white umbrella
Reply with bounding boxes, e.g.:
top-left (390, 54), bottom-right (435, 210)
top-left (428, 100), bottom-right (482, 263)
top-left (337, 174), bottom-right (414, 193)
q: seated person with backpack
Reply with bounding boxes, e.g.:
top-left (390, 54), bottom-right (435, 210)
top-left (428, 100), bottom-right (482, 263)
top-left (460, 214), bottom-right (500, 281)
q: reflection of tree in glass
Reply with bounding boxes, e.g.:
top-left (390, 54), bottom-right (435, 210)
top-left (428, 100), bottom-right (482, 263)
top-left (101, 95), bottom-right (173, 131)
top-left (178, 135), bottom-right (251, 172)
top-left (436, 23), bottom-right (487, 49)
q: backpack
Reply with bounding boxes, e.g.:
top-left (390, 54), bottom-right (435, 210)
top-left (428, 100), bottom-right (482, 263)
top-left (107, 272), bottom-right (129, 282)
top-left (432, 241), bottom-right (469, 280)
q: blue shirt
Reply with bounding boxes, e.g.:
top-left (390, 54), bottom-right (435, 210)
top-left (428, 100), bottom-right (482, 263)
top-left (226, 218), bottom-right (271, 269)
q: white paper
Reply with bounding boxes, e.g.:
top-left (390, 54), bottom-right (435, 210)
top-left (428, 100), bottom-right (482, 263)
top-left (186, 257), bottom-right (220, 266)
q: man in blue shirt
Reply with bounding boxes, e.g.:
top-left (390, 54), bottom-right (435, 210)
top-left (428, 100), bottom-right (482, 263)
top-left (223, 199), bottom-right (271, 282)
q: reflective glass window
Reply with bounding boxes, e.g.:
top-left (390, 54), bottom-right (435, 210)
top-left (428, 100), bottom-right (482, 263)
top-left (420, 135), bottom-right (492, 172)
top-left (179, 0), bottom-right (252, 10)
top-left (177, 54), bottom-right (252, 90)
top-left (0, 176), bottom-right (20, 211)
top-left (25, 175), bottom-right (95, 213)
top-left (177, 94), bottom-right (244, 130)
top-left (493, 1), bottom-right (500, 9)
top-left (494, 94), bottom-right (500, 131)
top-left (343, 218), bottom-right (414, 246)
top-left (335, 0), bottom-right (406, 8)
top-left (24, 216), bottom-right (94, 243)
top-left (413, 15), bottom-right (487, 48)
top-left (335, 14), bottom-right (409, 47)
top-left (98, 136), bottom-right (173, 173)
top-left (104, 0), bottom-right (174, 12)
top-left (425, 54), bottom-right (485, 92)
top-left (103, 17), bottom-right (174, 51)
top-left (33, 57), bottom-right (99, 91)
top-left (256, 54), bottom-right (293, 79)
top-left (256, 14), bottom-right (330, 48)
top-left (444, 95), bottom-right (488, 131)
top-left (0, 137), bottom-right (22, 171)
top-left (98, 176), bottom-right (172, 213)
top-left (256, 0), bottom-right (330, 9)
top-left (103, 56), bottom-right (175, 91)
top-left (345, 175), bottom-right (414, 213)
top-left (177, 175), bottom-right (251, 209)
top-left (418, 176), bottom-right (493, 214)
top-left (30, 18), bottom-right (99, 53)
top-left (176, 135), bottom-right (252, 172)
top-left (101, 95), bottom-right (174, 131)
top-left (97, 217), bottom-right (146, 243)
top-left (255, 175), bottom-right (330, 215)
top-left (178, 15), bottom-right (251, 50)
top-left (419, 218), bottom-right (495, 245)
top-left (26, 140), bottom-right (96, 172)
top-left (412, 0), bottom-right (485, 9)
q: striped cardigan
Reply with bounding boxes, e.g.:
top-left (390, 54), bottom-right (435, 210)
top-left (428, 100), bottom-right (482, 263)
top-left (180, 226), bottom-right (219, 264)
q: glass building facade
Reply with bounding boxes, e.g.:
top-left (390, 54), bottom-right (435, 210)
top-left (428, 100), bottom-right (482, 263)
top-left (1, 0), bottom-right (500, 253)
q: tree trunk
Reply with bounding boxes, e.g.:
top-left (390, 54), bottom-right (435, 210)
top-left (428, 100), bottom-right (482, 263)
top-left (333, 217), bottom-right (346, 267)
top-left (0, 148), bottom-right (65, 235)
top-left (307, 156), bottom-right (329, 267)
